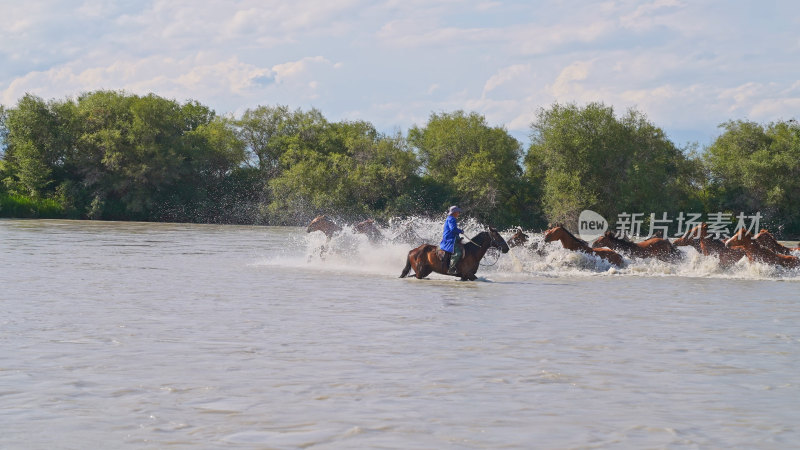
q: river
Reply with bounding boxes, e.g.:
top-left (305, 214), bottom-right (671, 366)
top-left (1, 219), bottom-right (799, 448)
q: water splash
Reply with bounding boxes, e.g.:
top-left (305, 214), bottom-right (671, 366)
top-left (270, 216), bottom-right (800, 281)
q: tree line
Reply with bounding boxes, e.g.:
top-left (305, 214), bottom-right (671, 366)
top-left (1, 91), bottom-right (798, 236)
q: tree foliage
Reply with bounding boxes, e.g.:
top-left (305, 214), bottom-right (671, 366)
top-left (268, 120), bottom-right (421, 223)
top-left (705, 120), bottom-right (800, 231)
top-left (1, 91), bottom-right (798, 235)
top-left (408, 111), bottom-right (525, 225)
top-left (526, 102), bottom-right (703, 227)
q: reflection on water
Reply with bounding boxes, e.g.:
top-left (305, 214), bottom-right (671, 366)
top-left (1, 219), bottom-right (799, 448)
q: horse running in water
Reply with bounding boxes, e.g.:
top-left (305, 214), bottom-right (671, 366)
top-left (673, 224), bottom-right (704, 252)
top-left (400, 227), bottom-right (509, 281)
top-left (543, 225), bottom-right (624, 267)
top-left (306, 215), bottom-right (342, 238)
top-left (591, 230), bottom-right (680, 262)
top-left (353, 219), bottom-right (383, 243)
top-left (672, 223), bottom-right (745, 268)
top-left (753, 229), bottom-right (800, 255)
top-left (725, 228), bottom-right (800, 269)
top-left (506, 228), bottom-right (529, 249)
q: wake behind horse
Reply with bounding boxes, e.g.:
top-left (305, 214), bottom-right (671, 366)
top-left (544, 225), bottom-right (624, 267)
top-left (400, 228), bottom-right (509, 281)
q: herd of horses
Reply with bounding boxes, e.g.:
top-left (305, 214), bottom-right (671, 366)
top-left (305, 215), bottom-right (800, 281)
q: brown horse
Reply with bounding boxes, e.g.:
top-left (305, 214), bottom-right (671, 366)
top-left (753, 229), bottom-right (800, 255)
top-left (544, 225), bottom-right (624, 267)
top-left (591, 230), bottom-right (680, 261)
top-left (353, 219), bottom-right (383, 243)
top-left (306, 215), bottom-right (342, 238)
top-left (673, 224), bottom-right (704, 252)
top-left (400, 227), bottom-right (509, 281)
top-left (670, 223), bottom-right (744, 268)
top-left (506, 228), bottom-right (529, 248)
top-left (685, 223), bottom-right (745, 268)
top-left (725, 229), bottom-right (800, 269)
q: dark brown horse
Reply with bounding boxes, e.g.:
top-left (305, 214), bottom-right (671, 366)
top-left (544, 225), bottom-right (624, 267)
top-left (400, 227), bottom-right (509, 281)
top-left (591, 230), bottom-right (680, 261)
top-left (725, 228), bottom-right (800, 269)
top-left (753, 229), bottom-right (800, 255)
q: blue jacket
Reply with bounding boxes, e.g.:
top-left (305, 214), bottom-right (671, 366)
top-left (439, 215), bottom-right (464, 253)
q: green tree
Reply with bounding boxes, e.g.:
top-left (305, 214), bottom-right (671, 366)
top-left (269, 119), bottom-right (420, 223)
top-left (408, 111), bottom-right (524, 226)
top-left (526, 102), bottom-right (699, 230)
top-left (2, 94), bottom-right (79, 198)
top-left (0, 105), bottom-right (8, 194)
top-left (705, 119), bottom-right (800, 234)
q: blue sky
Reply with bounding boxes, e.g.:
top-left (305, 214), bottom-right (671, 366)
top-left (2, 0), bottom-right (799, 146)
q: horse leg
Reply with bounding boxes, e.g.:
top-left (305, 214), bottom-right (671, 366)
top-left (399, 258), bottom-right (412, 278)
top-left (416, 265), bottom-right (433, 279)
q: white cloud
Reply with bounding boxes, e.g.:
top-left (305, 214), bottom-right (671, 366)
top-left (272, 56), bottom-right (331, 83)
top-left (482, 64), bottom-right (531, 96)
top-left (1, 54), bottom-right (338, 107)
top-left (550, 61), bottom-right (592, 99)
top-left (1, 0), bottom-right (799, 145)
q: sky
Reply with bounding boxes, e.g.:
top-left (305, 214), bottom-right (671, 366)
top-left (1, 0), bottom-right (799, 147)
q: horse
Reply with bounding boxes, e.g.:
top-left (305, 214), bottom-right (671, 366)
top-left (753, 229), bottom-right (800, 255)
top-left (506, 228), bottom-right (529, 248)
top-left (683, 223), bottom-right (745, 269)
top-left (673, 224), bottom-right (704, 252)
top-left (670, 223), bottom-right (743, 268)
top-left (306, 215), bottom-right (342, 239)
top-left (400, 227), bottom-right (509, 281)
top-left (353, 219), bottom-right (383, 243)
top-left (725, 228), bottom-right (800, 269)
top-left (591, 230), bottom-right (680, 261)
top-left (543, 225), bottom-right (624, 267)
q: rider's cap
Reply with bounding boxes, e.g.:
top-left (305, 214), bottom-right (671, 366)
top-left (448, 206), bottom-right (461, 214)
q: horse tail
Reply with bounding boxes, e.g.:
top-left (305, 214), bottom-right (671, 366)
top-left (400, 256), bottom-right (412, 278)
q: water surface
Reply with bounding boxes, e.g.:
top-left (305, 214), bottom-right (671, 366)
top-left (1, 219), bottom-right (799, 448)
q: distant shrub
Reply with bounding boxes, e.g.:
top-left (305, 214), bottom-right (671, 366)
top-left (0, 193), bottom-right (65, 218)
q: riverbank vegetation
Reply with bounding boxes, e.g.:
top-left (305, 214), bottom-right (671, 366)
top-left (1, 91), bottom-right (798, 235)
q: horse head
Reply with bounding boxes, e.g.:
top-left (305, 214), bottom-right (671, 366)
top-left (306, 215), bottom-right (342, 238)
top-left (543, 224), bottom-right (565, 243)
top-left (591, 230), bottom-right (616, 248)
top-left (754, 228), bottom-right (776, 242)
top-left (487, 226), bottom-right (510, 253)
top-left (507, 227), bottom-right (529, 248)
top-left (725, 228), bottom-right (753, 248)
top-left (674, 223), bottom-right (705, 246)
top-left (354, 219), bottom-right (383, 242)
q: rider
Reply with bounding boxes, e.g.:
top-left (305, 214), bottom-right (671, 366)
top-left (440, 206), bottom-right (464, 275)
